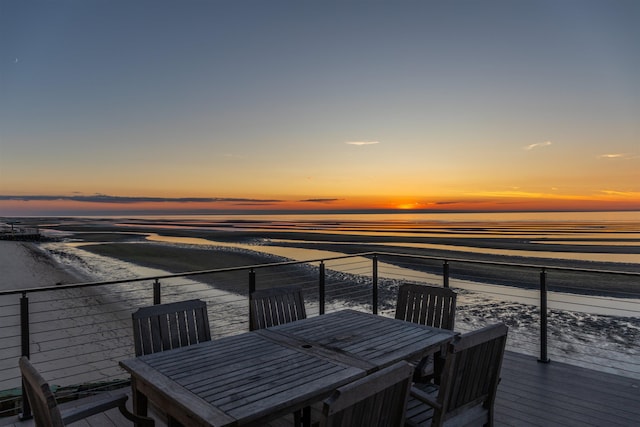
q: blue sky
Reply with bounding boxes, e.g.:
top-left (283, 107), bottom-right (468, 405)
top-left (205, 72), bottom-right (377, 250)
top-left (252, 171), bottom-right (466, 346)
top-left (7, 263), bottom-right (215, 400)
top-left (1, 0), bottom-right (639, 215)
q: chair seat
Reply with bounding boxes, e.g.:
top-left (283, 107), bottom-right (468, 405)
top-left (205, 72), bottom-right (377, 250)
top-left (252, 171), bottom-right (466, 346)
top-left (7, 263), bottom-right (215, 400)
top-left (405, 383), bottom-right (438, 426)
top-left (406, 389), bottom-right (489, 427)
top-left (405, 376), bottom-right (493, 427)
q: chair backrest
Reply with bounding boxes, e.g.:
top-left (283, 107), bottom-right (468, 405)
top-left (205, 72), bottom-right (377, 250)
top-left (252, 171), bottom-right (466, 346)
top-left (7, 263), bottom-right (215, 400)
top-left (395, 283), bottom-right (457, 330)
top-left (321, 361), bottom-right (413, 427)
top-left (132, 299), bottom-right (211, 356)
top-left (250, 286), bottom-right (307, 330)
top-left (19, 356), bottom-right (65, 427)
top-left (435, 323), bottom-right (508, 426)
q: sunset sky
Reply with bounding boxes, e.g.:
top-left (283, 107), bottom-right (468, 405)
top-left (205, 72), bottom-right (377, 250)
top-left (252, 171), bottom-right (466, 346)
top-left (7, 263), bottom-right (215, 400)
top-left (1, 0), bottom-right (639, 216)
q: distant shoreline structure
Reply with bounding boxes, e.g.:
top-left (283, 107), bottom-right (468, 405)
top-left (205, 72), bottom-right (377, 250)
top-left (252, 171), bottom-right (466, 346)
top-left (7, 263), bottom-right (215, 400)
top-left (0, 223), bottom-right (41, 241)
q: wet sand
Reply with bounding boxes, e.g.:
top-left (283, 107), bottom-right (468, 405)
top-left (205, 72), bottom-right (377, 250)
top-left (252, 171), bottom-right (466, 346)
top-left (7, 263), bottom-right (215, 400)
top-left (0, 241), bottom-right (85, 291)
top-left (3, 218), bottom-right (638, 296)
top-left (72, 229), bottom-right (640, 297)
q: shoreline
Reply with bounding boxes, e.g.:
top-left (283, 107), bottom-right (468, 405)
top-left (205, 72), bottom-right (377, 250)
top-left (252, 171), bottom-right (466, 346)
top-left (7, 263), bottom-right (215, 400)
top-left (72, 237), bottom-right (639, 298)
top-left (2, 217), bottom-right (638, 298)
top-left (0, 241), bottom-right (86, 292)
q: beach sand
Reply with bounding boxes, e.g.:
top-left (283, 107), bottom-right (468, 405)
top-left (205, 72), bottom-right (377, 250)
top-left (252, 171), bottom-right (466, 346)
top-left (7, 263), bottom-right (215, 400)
top-left (0, 241), bottom-right (85, 291)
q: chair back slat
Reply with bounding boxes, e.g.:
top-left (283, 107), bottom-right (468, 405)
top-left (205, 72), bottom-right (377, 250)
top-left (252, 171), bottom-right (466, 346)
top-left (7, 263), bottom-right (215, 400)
top-left (322, 361), bottom-right (413, 427)
top-left (19, 356), bottom-right (64, 427)
top-left (250, 286), bottom-right (307, 330)
top-left (435, 323), bottom-right (508, 426)
top-left (132, 299), bottom-right (211, 356)
top-left (395, 284), bottom-right (457, 330)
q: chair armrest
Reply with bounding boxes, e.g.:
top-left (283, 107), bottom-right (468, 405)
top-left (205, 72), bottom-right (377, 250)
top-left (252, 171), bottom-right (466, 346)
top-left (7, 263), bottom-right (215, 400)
top-left (61, 393), bottom-right (128, 425)
top-left (60, 391), bottom-right (154, 426)
top-left (409, 386), bottom-right (442, 411)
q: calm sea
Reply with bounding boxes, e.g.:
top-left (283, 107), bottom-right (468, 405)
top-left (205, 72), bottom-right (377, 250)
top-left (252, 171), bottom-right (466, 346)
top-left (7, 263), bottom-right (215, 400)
top-left (115, 210), bottom-right (640, 265)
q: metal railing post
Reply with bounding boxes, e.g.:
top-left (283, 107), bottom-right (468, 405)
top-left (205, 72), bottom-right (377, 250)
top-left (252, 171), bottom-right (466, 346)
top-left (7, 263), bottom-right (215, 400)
top-left (20, 292), bottom-right (30, 358)
top-left (249, 269), bottom-right (256, 331)
top-left (153, 279), bottom-right (161, 305)
top-left (443, 261), bottom-right (450, 288)
top-left (539, 268), bottom-right (550, 363)
top-left (19, 292), bottom-right (32, 420)
top-left (319, 261), bottom-right (326, 315)
top-left (372, 255), bottom-right (378, 315)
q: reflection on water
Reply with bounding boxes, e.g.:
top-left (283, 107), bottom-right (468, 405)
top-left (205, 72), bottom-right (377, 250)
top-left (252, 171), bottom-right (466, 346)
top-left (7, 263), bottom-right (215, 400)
top-left (533, 240), bottom-right (640, 246)
top-left (116, 210), bottom-right (640, 223)
top-left (272, 239), bottom-right (640, 264)
top-left (119, 212), bottom-right (640, 258)
top-left (117, 210), bottom-right (640, 236)
top-left (142, 233), bottom-right (640, 317)
top-left (144, 230), bottom-right (640, 264)
top-left (41, 212), bottom-right (640, 319)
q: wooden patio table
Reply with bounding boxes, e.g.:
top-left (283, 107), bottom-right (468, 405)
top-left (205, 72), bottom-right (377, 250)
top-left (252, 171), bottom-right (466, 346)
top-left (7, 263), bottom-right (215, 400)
top-left (119, 309), bottom-right (456, 427)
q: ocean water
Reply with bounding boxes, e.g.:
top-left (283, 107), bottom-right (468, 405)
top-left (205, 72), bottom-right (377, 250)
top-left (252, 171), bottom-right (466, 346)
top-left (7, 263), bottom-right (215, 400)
top-left (36, 210), bottom-right (639, 313)
top-left (118, 210), bottom-right (640, 265)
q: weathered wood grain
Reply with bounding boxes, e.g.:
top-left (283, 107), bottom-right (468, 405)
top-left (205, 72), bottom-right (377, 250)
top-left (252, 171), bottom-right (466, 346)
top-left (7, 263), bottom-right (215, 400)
top-left (132, 299), bottom-right (211, 356)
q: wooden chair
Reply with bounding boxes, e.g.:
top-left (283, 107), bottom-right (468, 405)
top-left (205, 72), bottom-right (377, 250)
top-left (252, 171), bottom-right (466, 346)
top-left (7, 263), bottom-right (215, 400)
top-left (319, 361), bottom-right (414, 427)
top-left (395, 283), bottom-right (457, 381)
top-left (250, 286), bottom-right (307, 330)
top-left (405, 323), bottom-right (508, 427)
top-left (132, 299), bottom-right (211, 356)
top-left (395, 283), bottom-right (457, 330)
top-left (19, 356), bottom-right (153, 427)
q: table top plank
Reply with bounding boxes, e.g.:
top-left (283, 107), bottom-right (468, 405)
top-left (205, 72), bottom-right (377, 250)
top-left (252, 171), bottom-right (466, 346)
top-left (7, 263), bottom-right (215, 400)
top-left (216, 363), bottom-right (363, 423)
top-left (256, 329), bottom-right (377, 371)
top-left (202, 354), bottom-right (346, 403)
top-left (266, 310), bottom-right (456, 370)
top-left (121, 358), bottom-right (235, 427)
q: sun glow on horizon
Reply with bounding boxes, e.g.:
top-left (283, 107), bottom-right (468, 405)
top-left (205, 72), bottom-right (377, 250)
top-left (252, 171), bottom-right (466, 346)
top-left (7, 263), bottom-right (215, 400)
top-left (396, 204), bottom-right (416, 210)
top-left (1, 192), bottom-right (639, 217)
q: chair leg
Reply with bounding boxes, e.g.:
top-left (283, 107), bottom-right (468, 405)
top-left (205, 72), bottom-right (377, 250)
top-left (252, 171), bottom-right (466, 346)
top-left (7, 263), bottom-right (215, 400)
top-left (130, 386), bottom-right (153, 427)
top-left (117, 400), bottom-right (155, 427)
top-left (293, 407), bottom-right (312, 427)
top-left (433, 352), bottom-right (446, 385)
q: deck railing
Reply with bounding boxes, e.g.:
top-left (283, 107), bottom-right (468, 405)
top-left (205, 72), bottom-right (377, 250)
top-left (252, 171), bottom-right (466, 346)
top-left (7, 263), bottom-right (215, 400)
top-left (0, 251), bottom-right (638, 420)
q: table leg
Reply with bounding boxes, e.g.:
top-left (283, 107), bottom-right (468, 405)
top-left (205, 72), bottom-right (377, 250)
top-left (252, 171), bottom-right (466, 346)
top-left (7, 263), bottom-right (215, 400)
top-left (292, 407), bottom-right (312, 427)
top-left (302, 406), bottom-right (311, 426)
top-left (131, 378), bottom-right (149, 427)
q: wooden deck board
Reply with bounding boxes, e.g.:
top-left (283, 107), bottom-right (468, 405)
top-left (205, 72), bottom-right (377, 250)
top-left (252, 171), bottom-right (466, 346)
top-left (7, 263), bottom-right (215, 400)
top-left (2, 351), bottom-right (639, 427)
top-left (495, 351), bottom-right (640, 427)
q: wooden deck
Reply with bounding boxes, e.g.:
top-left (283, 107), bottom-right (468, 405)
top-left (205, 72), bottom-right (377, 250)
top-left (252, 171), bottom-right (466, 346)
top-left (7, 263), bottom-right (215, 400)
top-left (2, 351), bottom-right (639, 426)
top-left (495, 352), bottom-right (639, 427)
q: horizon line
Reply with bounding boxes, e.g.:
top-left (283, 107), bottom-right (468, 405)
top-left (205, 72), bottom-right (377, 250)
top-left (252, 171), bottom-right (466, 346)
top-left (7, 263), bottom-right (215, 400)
top-left (2, 207), bottom-right (640, 218)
